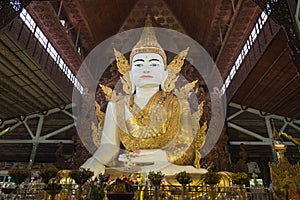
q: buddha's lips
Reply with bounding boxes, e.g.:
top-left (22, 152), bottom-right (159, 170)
top-left (140, 75), bottom-right (153, 78)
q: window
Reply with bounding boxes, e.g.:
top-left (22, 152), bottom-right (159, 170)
top-left (222, 9), bottom-right (270, 95)
top-left (34, 27), bottom-right (48, 48)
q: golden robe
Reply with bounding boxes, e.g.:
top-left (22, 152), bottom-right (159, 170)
top-left (116, 90), bottom-right (202, 167)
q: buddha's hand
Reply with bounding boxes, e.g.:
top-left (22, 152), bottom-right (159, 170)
top-left (118, 149), bottom-right (168, 163)
top-left (81, 157), bottom-right (105, 178)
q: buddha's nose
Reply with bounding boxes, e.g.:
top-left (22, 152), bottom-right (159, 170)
top-left (143, 65), bottom-right (151, 73)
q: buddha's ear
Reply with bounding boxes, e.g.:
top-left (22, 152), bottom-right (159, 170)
top-left (128, 70), bottom-right (136, 94)
top-left (161, 69), bottom-right (168, 89)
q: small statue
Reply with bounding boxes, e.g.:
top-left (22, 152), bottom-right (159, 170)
top-left (54, 142), bottom-right (70, 169)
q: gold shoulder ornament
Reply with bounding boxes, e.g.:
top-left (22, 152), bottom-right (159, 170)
top-left (188, 100), bottom-right (206, 168)
top-left (163, 47), bottom-right (189, 92)
top-left (92, 101), bottom-right (105, 147)
top-left (167, 47), bottom-right (207, 166)
top-left (114, 48), bottom-right (130, 75)
top-left (172, 79), bottom-right (207, 168)
top-left (99, 84), bottom-right (112, 101)
top-left (173, 80), bottom-right (198, 99)
top-left (194, 117), bottom-right (207, 168)
top-left (167, 47), bottom-right (189, 73)
top-left (114, 48), bottom-right (132, 95)
top-left (120, 72), bottom-right (132, 95)
top-left (99, 84), bottom-right (119, 102)
top-left (92, 48), bottom-right (132, 147)
top-left (163, 69), bottom-right (179, 93)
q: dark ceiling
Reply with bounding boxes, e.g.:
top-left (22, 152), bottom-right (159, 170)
top-left (0, 0), bottom-right (299, 167)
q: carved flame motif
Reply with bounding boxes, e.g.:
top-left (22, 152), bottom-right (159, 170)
top-left (269, 151), bottom-right (300, 199)
top-left (167, 47), bottom-right (190, 73)
top-left (99, 84), bottom-right (112, 101)
top-left (92, 101), bottom-right (105, 148)
top-left (114, 48), bottom-right (131, 75)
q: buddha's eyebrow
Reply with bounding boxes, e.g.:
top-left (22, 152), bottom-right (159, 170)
top-left (133, 59), bottom-right (144, 62)
top-left (149, 59), bottom-right (161, 62)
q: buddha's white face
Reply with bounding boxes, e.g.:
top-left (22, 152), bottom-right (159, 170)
top-left (130, 53), bottom-right (166, 88)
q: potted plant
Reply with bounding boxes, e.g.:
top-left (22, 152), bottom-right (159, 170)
top-left (231, 172), bottom-right (248, 185)
top-left (8, 167), bottom-right (31, 185)
top-left (231, 172), bottom-right (248, 199)
top-left (89, 173), bottom-right (110, 200)
top-left (176, 171), bottom-right (192, 199)
top-left (175, 171), bottom-right (192, 185)
top-left (148, 171), bottom-right (165, 199)
top-left (7, 167), bottom-right (31, 198)
top-left (44, 180), bottom-right (62, 200)
top-left (39, 167), bottom-right (61, 200)
top-left (201, 172), bottom-right (221, 200)
top-left (39, 167), bottom-right (59, 184)
top-left (106, 177), bottom-right (134, 200)
top-left (70, 168), bottom-right (94, 200)
top-left (201, 171), bottom-right (221, 185)
top-left (148, 171), bottom-right (165, 187)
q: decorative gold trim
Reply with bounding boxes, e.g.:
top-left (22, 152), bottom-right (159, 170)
top-left (92, 101), bottom-right (105, 147)
top-left (173, 80), bottom-right (198, 99)
top-left (114, 48), bottom-right (131, 75)
top-left (99, 84), bottom-right (112, 101)
top-left (269, 149), bottom-right (300, 199)
top-left (120, 72), bottom-right (132, 95)
top-left (167, 47), bottom-right (189, 73)
top-left (129, 15), bottom-right (167, 65)
top-left (194, 121), bottom-right (207, 168)
top-left (163, 68), bottom-right (178, 92)
top-left (163, 47), bottom-right (189, 92)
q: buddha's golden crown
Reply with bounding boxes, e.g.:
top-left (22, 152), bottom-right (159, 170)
top-left (129, 15), bottom-right (167, 66)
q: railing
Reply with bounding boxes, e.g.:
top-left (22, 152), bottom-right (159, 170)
top-left (0, 184), bottom-right (274, 200)
top-left (246, 187), bottom-right (274, 200)
top-left (132, 185), bottom-right (273, 200)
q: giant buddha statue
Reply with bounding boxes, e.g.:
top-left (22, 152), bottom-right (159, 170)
top-left (81, 16), bottom-right (208, 177)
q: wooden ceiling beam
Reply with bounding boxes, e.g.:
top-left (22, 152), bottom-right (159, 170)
top-left (0, 72), bottom-right (42, 114)
top-left (27, 2), bottom-right (95, 90)
top-left (0, 47), bottom-right (54, 109)
top-left (216, 0), bottom-right (262, 79)
top-left (239, 47), bottom-right (290, 106)
top-left (3, 19), bottom-right (72, 103)
top-left (258, 62), bottom-right (296, 111)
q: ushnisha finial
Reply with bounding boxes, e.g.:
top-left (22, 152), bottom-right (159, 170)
top-left (129, 14), bottom-right (167, 65)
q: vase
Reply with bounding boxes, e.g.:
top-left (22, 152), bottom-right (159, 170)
top-left (90, 189), bottom-right (105, 200)
top-left (154, 185), bottom-right (160, 200)
top-left (238, 184), bottom-right (246, 199)
top-left (1, 188), bottom-right (15, 194)
top-left (181, 184), bottom-right (188, 200)
top-left (208, 185), bottom-right (216, 200)
top-left (76, 184), bottom-right (84, 200)
top-left (45, 189), bottom-right (61, 200)
top-left (107, 192), bottom-right (134, 200)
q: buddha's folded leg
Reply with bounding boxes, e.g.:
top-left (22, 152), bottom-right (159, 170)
top-left (140, 162), bottom-right (208, 176)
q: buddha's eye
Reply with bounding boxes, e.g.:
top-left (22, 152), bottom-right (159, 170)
top-left (134, 63), bottom-right (143, 67)
top-left (150, 63), bottom-right (159, 67)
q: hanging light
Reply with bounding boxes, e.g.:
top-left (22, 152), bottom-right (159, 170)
top-left (273, 140), bottom-right (286, 151)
